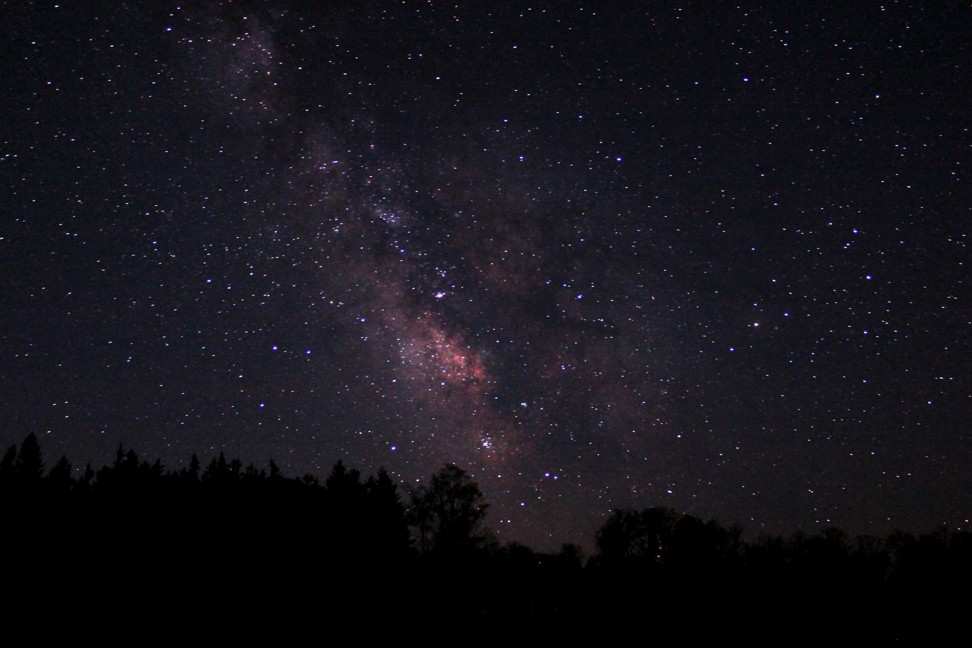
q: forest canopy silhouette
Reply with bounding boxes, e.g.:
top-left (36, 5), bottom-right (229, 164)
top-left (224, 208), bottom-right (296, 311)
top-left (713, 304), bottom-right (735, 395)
top-left (1, 433), bottom-right (967, 640)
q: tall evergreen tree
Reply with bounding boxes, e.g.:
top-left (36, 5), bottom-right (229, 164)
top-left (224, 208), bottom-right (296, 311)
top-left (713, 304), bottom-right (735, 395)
top-left (15, 433), bottom-right (44, 482)
top-left (47, 455), bottom-right (74, 491)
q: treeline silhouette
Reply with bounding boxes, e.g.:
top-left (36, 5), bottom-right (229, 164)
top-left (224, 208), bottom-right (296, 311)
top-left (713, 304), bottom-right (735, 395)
top-left (1, 433), bottom-right (967, 640)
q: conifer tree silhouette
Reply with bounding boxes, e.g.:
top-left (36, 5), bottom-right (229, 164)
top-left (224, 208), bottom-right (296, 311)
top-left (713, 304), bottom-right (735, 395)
top-left (15, 433), bottom-right (44, 482)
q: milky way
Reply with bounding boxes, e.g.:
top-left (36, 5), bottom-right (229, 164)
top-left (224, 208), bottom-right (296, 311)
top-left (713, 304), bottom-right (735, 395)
top-left (1, 2), bottom-right (968, 549)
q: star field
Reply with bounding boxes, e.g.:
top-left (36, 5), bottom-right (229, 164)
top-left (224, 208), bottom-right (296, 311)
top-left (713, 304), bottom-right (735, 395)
top-left (1, 1), bottom-right (968, 550)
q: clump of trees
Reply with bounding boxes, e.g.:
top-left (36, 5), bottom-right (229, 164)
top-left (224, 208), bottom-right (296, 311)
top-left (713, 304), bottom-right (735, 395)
top-left (0, 433), bottom-right (968, 639)
top-left (406, 463), bottom-right (490, 556)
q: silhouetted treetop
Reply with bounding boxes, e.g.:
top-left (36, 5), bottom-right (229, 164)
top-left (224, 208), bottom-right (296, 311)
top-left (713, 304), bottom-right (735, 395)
top-left (15, 433), bottom-right (44, 482)
top-left (1, 427), bottom-right (970, 645)
top-left (408, 463), bottom-right (489, 556)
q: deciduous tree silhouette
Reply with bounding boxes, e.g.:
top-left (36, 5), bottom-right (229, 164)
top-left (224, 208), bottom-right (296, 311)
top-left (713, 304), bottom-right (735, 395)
top-left (408, 463), bottom-right (489, 556)
top-left (5, 430), bottom-right (969, 639)
top-left (594, 507), bottom-right (678, 567)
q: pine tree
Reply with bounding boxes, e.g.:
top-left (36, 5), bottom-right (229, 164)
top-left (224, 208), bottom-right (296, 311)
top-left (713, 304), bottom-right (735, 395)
top-left (15, 433), bottom-right (44, 482)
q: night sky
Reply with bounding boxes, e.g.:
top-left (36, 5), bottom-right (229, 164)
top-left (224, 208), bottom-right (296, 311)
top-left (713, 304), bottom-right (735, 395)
top-left (2, 1), bottom-right (968, 551)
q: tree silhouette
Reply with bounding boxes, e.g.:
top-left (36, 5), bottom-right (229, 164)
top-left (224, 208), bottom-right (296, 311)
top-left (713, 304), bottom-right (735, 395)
top-left (46, 455), bottom-right (73, 492)
top-left (0, 443), bottom-right (17, 494)
top-left (203, 452), bottom-right (243, 485)
top-left (316, 459), bottom-right (366, 565)
top-left (408, 463), bottom-right (489, 556)
top-left (594, 507), bottom-right (678, 567)
top-left (324, 460), bottom-right (363, 498)
top-left (180, 454), bottom-right (201, 482)
top-left (15, 433), bottom-right (44, 482)
top-left (364, 468), bottom-right (411, 561)
top-left (0, 443), bottom-right (16, 476)
top-left (3, 431), bottom-right (968, 638)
